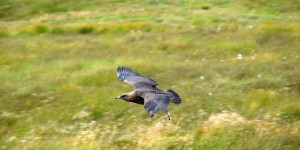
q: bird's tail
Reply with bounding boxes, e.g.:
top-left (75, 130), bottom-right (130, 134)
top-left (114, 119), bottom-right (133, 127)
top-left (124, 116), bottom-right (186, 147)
top-left (166, 89), bottom-right (181, 104)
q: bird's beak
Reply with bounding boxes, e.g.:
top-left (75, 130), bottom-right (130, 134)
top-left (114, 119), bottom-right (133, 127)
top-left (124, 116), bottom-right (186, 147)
top-left (115, 96), bottom-right (120, 99)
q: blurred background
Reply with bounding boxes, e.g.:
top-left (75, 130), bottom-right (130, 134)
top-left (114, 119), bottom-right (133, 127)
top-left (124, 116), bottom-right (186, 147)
top-left (0, 0), bottom-right (300, 149)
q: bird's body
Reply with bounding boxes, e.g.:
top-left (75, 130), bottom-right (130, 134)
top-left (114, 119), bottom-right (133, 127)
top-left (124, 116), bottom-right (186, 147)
top-left (115, 66), bottom-right (181, 120)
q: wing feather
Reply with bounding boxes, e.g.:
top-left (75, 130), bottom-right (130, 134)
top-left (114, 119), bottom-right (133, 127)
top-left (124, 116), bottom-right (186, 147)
top-left (142, 93), bottom-right (170, 116)
top-left (117, 66), bottom-right (158, 89)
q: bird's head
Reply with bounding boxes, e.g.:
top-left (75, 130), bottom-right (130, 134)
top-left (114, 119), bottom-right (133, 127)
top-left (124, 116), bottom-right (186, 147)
top-left (115, 94), bottom-right (128, 100)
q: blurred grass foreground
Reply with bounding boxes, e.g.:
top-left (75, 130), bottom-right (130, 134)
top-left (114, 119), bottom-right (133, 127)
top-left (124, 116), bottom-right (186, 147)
top-left (0, 0), bottom-right (300, 149)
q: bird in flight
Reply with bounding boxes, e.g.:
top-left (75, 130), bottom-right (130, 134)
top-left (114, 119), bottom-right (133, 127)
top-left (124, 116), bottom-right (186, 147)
top-left (115, 66), bottom-right (181, 120)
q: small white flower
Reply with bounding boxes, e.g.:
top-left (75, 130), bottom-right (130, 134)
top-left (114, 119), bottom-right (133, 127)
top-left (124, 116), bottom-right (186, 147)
top-left (208, 92), bottom-right (213, 96)
top-left (257, 74), bottom-right (262, 78)
top-left (200, 76), bottom-right (205, 80)
top-left (248, 25), bottom-right (254, 29)
top-left (90, 120), bottom-right (96, 125)
top-left (21, 140), bottom-right (27, 143)
top-left (237, 54), bottom-right (243, 60)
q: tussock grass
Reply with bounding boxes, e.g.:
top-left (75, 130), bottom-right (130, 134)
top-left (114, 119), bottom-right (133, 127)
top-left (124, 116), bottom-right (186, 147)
top-left (1, 22), bottom-right (154, 36)
top-left (1, 0), bottom-right (300, 150)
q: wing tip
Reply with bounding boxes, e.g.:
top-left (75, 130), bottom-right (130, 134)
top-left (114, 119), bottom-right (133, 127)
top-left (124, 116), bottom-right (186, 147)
top-left (117, 66), bottom-right (126, 81)
top-left (117, 66), bottom-right (139, 81)
top-left (116, 66), bottom-right (158, 86)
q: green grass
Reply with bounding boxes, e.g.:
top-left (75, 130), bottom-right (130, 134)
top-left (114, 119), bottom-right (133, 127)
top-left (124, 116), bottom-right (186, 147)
top-left (0, 0), bottom-right (300, 150)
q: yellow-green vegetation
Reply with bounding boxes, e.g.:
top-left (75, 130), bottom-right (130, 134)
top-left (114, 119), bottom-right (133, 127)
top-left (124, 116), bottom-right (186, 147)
top-left (1, 0), bottom-right (300, 149)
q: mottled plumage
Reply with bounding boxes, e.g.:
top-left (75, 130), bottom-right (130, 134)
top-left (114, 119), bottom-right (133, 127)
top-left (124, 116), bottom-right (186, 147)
top-left (115, 66), bottom-right (181, 120)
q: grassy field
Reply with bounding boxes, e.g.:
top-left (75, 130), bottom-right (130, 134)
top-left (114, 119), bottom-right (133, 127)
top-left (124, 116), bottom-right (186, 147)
top-left (1, 0), bottom-right (300, 149)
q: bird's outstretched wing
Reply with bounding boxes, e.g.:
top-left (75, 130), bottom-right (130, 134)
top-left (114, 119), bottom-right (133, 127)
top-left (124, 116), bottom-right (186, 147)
top-left (142, 93), bottom-right (170, 116)
top-left (117, 66), bottom-right (158, 89)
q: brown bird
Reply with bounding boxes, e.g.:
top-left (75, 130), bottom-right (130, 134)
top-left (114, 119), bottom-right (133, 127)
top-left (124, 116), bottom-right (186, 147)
top-left (115, 66), bottom-right (181, 120)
